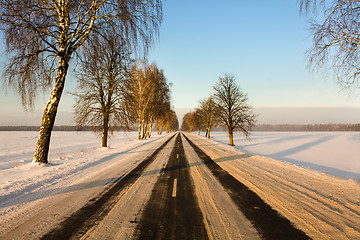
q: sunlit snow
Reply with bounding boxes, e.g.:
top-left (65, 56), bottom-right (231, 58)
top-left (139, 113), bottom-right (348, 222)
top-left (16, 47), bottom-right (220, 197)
top-left (208, 131), bottom-right (360, 181)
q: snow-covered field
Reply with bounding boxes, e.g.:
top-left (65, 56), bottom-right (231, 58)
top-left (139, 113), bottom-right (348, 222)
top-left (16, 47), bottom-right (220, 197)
top-left (209, 131), bottom-right (360, 181)
top-left (0, 131), bottom-right (167, 210)
top-left (0, 131), bottom-right (359, 239)
top-left (0, 131), bottom-right (358, 203)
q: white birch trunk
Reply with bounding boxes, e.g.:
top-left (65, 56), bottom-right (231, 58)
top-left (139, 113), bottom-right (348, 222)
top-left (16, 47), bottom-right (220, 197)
top-left (145, 118), bottom-right (153, 139)
top-left (33, 56), bottom-right (69, 164)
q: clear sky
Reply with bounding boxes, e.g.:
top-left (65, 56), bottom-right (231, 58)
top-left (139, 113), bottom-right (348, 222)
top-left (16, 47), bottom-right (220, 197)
top-left (1, 0), bottom-right (360, 126)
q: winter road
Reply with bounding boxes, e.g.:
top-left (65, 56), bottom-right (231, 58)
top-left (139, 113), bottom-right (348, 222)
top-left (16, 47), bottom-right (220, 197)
top-left (1, 132), bottom-right (318, 239)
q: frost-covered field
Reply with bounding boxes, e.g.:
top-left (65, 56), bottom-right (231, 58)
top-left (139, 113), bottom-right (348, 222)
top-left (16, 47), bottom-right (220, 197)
top-left (210, 131), bottom-right (360, 181)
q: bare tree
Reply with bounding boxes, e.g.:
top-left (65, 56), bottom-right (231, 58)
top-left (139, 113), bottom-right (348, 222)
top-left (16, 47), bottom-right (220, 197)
top-left (143, 64), bottom-right (171, 138)
top-left (164, 109), bottom-right (178, 133)
top-left (299, 0), bottom-right (326, 14)
top-left (124, 60), bottom-right (152, 139)
top-left (181, 110), bottom-right (202, 134)
top-left (72, 30), bottom-right (131, 148)
top-left (193, 108), bottom-right (203, 135)
top-left (123, 61), bottom-right (171, 139)
top-left (299, 0), bottom-right (360, 88)
top-left (156, 102), bottom-right (171, 135)
top-left (212, 74), bottom-right (256, 146)
top-left (0, 0), bottom-right (162, 164)
top-left (198, 97), bottom-right (218, 139)
top-left (181, 112), bottom-right (195, 133)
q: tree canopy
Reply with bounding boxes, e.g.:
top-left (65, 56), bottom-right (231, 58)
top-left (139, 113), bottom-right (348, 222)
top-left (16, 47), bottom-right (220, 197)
top-left (213, 74), bottom-right (256, 145)
top-left (72, 30), bottom-right (132, 147)
top-left (0, 0), bottom-right (163, 163)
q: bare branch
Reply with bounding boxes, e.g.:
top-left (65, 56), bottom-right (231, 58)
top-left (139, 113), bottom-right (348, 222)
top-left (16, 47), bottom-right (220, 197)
top-left (301, 0), bottom-right (360, 88)
top-left (212, 74), bottom-right (256, 145)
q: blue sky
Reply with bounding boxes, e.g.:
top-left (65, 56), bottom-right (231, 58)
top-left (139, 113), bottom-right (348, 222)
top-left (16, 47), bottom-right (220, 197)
top-left (146, 0), bottom-right (360, 123)
top-left (1, 0), bottom-right (360, 125)
top-left (148, 0), bottom-right (359, 107)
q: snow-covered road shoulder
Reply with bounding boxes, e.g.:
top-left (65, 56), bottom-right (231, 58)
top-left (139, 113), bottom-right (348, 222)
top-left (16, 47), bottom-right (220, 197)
top-left (0, 131), bottom-right (170, 236)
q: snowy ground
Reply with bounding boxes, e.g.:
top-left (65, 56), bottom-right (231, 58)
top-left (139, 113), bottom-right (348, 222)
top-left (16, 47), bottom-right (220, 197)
top-left (1, 131), bottom-right (358, 204)
top-left (185, 133), bottom-right (360, 240)
top-left (0, 131), bottom-right (359, 239)
top-left (208, 131), bottom-right (360, 181)
top-left (0, 131), bottom-right (167, 212)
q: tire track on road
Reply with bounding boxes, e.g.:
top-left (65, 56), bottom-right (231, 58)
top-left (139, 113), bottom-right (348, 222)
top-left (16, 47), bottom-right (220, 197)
top-left (135, 133), bottom-right (209, 240)
top-left (40, 133), bottom-right (176, 240)
top-left (182, 133), bottom-right (311, 240)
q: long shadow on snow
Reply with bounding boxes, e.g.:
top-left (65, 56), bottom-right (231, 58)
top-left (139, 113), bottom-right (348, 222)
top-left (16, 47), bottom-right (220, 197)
top-left (268, 135), bottom-right (335, 158)
top-left (193, 133), bottom-right (324, 154)
top-left (269, 135), bottom-right (359, 181)
top-left (238, 133), bottom-right (329, 149)
top-left (0, 152), bottom-right (250, 209)
top-left (269, 156), bottom-right (360, 182)
top-left (0, 137), bottom-right (167, 209)
top-left (53, 153), bottom-right (250, 194)
top-left (204, 134), bottom-right (359, 181)
top-left (246, 135), bottom-right (359, 181)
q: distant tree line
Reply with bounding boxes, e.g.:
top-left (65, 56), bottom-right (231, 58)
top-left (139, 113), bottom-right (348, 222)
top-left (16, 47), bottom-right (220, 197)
top-left (0, 126), bottom-right (80, 131)
top-left (2, 123), bottom-right (360, 132)
top-left (253, 124), bottom-right (360, 132)
top-left (0, 126), bottom-right (127, 131)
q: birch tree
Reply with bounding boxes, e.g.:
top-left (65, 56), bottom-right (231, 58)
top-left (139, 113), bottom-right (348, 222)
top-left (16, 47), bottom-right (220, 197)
top-left (299, 0), bottom-right (360, 88)
top-left (212, 74), bottom-right (256, 146)
top-left (0, 0), bottom-right (162, 164)
top-left (72, 30), bottom-right (131, 148)
top-left (164, 109), bottom-right (178, 133)
top-left (156, 102), bottom-right (171, 135)
top-left (143, 63), bottom-right (170, 138)
top-left (181, 112), bottom-right (195, 133)
top-left (123, 61), bottom-right (170, 139)
top-left (198, 97), bottom-right (218, 139)
top-left (124, 60), bottom-right (152, 140)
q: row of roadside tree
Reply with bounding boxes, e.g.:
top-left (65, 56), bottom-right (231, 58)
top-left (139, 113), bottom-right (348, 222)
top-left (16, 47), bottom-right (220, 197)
top-left (0, 0), bottom-right (177, 164)
top-left (72, 32), bottom-right (178, 147)
top-left (181, 74), bottom-right (257, 146)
